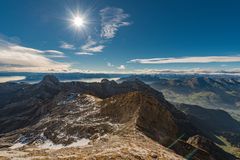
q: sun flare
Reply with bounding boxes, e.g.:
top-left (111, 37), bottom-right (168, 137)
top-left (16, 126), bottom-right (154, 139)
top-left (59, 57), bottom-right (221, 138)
top-left (70, 14), bottom-right (87, 30)
top-left (72, 16), bottom-right (85, 27)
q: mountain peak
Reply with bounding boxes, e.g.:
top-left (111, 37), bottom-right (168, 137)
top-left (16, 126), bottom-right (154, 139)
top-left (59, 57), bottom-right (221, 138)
top-left (101, 78), bottom-right (110, 83)
top-left (40, 75), bottom-right (59, 86)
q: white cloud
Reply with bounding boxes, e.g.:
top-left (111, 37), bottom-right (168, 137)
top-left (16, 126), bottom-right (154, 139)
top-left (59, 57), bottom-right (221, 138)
top-left (0, 38), bottom-right (71, 72)
top-left (75, 52), bottom-right (93, 55)
top-left (45, 54), bottom-right (66, 58)
top-left (81, 39), bottom-right (105, 53)
top-left (79, 37), bottom-right (105, 54)
top-left (129, 56), bottom-right (240, 64)
top-left (117, 65), bottom-right (126, 70)
top-left (100, 7), bottom-right (131, 39)
top-left (107, 62), bottom-right (114, 67)
top-left (84, 45), bottom-right (105, 53)
top-left (60, 41), bottom-right (75, 50)
top-left (81, 38), bottom-right (97, 49)
top-left (44, 50), bottom-right (64, 55)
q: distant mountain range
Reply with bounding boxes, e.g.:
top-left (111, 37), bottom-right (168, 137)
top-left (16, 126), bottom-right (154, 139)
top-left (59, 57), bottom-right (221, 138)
top-left (0, 75), bottom-right (239, 159)
top-left (1, 72), bottom-right (240, 83)
top-left (120, 75), bottom-right (240, 120)
top-left (0, 72), bottom-right (126, 83)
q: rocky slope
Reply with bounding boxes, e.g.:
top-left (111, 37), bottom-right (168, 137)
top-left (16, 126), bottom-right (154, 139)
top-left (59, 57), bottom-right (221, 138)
top-left (0, 75), bottom-right (237, 160)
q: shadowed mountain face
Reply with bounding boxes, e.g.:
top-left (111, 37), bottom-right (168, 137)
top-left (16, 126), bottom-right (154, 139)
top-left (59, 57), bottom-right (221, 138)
top-left (0, 75), bottom-right (237, 160)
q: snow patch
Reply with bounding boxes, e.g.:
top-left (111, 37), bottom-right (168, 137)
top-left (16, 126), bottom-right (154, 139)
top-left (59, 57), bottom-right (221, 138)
top-left (9, 143), bottom-right (25, 149)
top-left (9, 135), bottom-right (29, 149)
top-left (67, 138), bottom-right (90, 147)
top-left (37, 138), bottom-right (90, 149)
top-left (38, 140), bottom-right (64, 149)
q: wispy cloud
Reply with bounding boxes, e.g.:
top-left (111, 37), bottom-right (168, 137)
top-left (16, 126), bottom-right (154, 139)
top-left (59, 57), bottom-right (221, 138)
top-left (0, 38), bottom-right (71, 72)
top-left (75, 52), bottom-right (93, 55)
top-left (129, 56), bottom-right (240, 64)
top-left (81, 38), bottom-right (105, 53)
top-left (100, 7), bottom-right (131, 39)
top-left (117, 65), bottom-right (126, 70)
top-left (60, 41), bottom-right (75, 50)
top-left (44, 50), bottom-right (64, 55)
top-left (45, 54), bottom-right (66, 58)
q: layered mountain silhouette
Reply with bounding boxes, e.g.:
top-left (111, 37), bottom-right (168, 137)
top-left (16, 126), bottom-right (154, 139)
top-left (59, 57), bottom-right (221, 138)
top-left (0, 75), bottom-right (238, 159)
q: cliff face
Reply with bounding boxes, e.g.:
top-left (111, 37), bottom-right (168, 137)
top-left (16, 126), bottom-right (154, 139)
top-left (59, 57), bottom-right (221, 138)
top-left (100, 92), bottom-right (178, 144)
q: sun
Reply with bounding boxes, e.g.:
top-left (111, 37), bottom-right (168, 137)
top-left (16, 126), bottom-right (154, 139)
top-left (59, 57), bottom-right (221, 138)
top-left (67, 9), bottom-right (91, 34)
top-left (72, 16), bottom-right (86, 28)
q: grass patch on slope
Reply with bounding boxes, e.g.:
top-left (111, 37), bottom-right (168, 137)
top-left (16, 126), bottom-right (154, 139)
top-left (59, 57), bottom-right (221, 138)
top-left (217, 136), bottom-right (240, 158)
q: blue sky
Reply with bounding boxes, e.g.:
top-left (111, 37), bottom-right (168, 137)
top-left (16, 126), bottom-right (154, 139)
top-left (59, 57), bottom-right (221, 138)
top-left (1, 0), bottom-right (240, 73)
